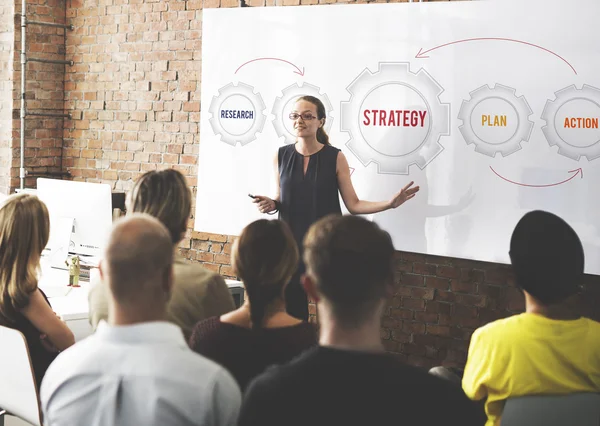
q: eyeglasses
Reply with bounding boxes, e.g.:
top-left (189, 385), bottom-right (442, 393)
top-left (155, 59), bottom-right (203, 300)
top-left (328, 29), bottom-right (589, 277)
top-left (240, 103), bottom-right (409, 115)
top-left (289, 112), bottom-right (318, 121)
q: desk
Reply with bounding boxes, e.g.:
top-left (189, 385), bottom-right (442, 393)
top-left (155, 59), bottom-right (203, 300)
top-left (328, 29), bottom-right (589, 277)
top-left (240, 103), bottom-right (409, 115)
top-left (38, 264), bottom-right (93, 342)
top-left (38, 263), bottom-right (245, 342)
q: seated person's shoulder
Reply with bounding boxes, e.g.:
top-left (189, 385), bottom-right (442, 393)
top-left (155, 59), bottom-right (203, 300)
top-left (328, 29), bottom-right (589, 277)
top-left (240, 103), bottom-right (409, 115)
top-left (242, 362), bottom-right (297, 410)
top-left (587, 317), bottom-right (600, 331)
top-left (585, 318), bottom-right (600, 351)
top-left (185, 347), bottom-right (229, 373)
top-left (470, 314), bottom-right (525, 344)
top-left (470, 312), bottom-right (591, 349)
top-left (186, 351), bottom-right (241, 395)
top-left (189, 316), bottom-right (223, 346)
top-left (247, 346), bottom-right (319, 392)
top-left (174, 256), bottom-right (225, 284)
top-left (41, 334), bottom-right (97, 392)
top-left (25, 287), bottom-right (50, 309)
top-left (172, 257), bottom-right (231, 302)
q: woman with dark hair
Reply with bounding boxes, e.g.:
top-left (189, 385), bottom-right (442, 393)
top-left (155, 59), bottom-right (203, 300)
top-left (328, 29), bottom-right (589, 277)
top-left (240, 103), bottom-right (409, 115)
top-left (252, 95), bottom-right (420, 320)
top-left (188, 219), bottom-right (317, 391)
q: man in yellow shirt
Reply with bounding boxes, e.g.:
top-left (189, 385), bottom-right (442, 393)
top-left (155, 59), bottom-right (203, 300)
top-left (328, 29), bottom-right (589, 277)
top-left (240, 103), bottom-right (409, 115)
top-left (462, 210), bottom-right (600, 426)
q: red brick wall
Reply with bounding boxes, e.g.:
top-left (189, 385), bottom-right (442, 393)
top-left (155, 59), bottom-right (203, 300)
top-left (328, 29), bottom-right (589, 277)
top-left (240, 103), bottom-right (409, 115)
top-left (63, 0), bottom-right (202, 195)
top-left (5, 0), bottom-right (599, 369)
top-left (384, 252), bottom-right (600, 368)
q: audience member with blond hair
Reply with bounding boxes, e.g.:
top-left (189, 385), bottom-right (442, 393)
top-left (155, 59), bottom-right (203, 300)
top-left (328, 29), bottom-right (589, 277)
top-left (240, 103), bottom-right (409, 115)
top-left (239, 215), bottom-right (480, 426)
top-left (41, 214), bottom-right (241, 426)
top-left (0, 194), bottom-right (74, 387)
top-left (89, 168), bottom-right (235, 339)
top-left (189, 219), bottom-right (317, 390)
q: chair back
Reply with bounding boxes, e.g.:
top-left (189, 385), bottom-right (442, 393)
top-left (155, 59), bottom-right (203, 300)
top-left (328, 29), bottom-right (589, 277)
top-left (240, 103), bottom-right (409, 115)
top-left (501, 393), bottom-right (600, 426)
top-left (0, 325), bottom-right (42, 426)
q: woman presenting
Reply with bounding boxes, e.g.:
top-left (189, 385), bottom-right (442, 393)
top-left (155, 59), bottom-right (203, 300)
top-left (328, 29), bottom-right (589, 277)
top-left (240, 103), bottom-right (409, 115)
top-left (253, 95), bottom-right (419, 320)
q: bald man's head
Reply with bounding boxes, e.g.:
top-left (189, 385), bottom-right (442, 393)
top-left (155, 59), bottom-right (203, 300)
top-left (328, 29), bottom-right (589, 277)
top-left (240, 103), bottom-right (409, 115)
top-left (102, 214), bottom-right (174, 308)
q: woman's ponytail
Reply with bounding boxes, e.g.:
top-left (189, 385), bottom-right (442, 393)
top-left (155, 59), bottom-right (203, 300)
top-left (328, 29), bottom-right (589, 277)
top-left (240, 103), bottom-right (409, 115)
top-left (316, 125), bottom-right (330, 146)
top-left (246, 281), bottom-right (282, 330)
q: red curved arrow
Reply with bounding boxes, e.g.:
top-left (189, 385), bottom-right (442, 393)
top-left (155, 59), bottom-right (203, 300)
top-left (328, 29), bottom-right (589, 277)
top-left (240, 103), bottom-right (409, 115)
top-left (490, 166), bottom-right (583, 188)
top-left (415, 38), bottom-right (577, 75)
top-left (235, 58), bottom-right (305, 76)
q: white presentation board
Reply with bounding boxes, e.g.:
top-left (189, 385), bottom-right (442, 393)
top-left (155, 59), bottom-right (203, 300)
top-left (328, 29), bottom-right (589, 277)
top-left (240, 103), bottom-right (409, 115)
top-left (196, 0), bottom-right (600, 275)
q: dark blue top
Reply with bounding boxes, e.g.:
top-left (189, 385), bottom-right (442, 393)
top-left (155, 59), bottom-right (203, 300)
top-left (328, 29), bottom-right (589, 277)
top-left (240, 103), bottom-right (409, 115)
top-left (278, 143), bottom-right (342, 319)
top-left (278, 143), bottom-right (342, 247)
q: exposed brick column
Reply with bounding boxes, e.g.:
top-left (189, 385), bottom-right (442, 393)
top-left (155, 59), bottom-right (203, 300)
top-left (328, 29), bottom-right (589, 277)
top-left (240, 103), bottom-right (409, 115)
top-left (10, 0), bottom-right (68, 191)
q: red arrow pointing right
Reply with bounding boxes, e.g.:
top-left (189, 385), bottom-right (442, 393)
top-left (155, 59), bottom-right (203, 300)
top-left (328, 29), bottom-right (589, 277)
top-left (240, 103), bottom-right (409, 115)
top-left (235, 58), bottom-right (305, 76)
top-left (490, 166), bottom-right (583, 188)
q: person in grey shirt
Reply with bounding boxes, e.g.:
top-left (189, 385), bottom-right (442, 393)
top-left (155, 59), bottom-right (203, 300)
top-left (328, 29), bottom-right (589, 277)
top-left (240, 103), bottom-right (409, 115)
top-left (40, 214), bottom-right (241, 426)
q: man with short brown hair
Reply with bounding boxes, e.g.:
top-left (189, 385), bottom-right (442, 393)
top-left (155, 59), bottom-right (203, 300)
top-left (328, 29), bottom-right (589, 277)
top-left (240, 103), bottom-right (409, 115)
top-left (239, 214), bottom-right (480, 426)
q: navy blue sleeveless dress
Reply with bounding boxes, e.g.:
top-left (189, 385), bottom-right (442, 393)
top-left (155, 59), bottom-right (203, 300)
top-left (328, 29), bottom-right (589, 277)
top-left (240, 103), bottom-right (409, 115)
top-left (278, 143), bottom-right (342, 320)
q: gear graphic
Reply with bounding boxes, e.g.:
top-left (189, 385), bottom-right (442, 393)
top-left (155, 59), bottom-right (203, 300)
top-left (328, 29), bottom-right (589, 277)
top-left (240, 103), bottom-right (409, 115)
top-left (272, 82), bottom-right (334, 145)
top-left (541, 84), bottom-right (600, 161)
top-left (340, 62), bottom-right (449, 175)
top-left (208, 82), bottom-right (266, 147)
top-left (458, 84), bottom-right (533, 157)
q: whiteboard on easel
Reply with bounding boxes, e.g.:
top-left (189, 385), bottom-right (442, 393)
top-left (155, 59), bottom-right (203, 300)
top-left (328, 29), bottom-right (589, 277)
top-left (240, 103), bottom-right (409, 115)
top-left (196, 0), bottom-right (600, 275)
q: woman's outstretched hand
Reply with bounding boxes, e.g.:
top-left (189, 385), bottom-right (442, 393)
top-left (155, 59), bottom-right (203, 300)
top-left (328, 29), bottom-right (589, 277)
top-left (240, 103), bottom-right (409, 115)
top-left (389, 181), bottom-right (420, 209)
top-left (252, 195), bottom-right (277, 214)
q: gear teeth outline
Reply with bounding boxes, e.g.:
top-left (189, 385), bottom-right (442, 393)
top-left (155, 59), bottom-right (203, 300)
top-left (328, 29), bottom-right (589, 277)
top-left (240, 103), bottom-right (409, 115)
top-left (208, 82), bottom-right (267, 147)
top-left (271, 82), bottom-right (334, 145)
top-left (541, 84), bottom-right (600, 161)
top-left (457, 83), bottom-right (533, 158)
top-left (340, 62), bottom-right (450, 175)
